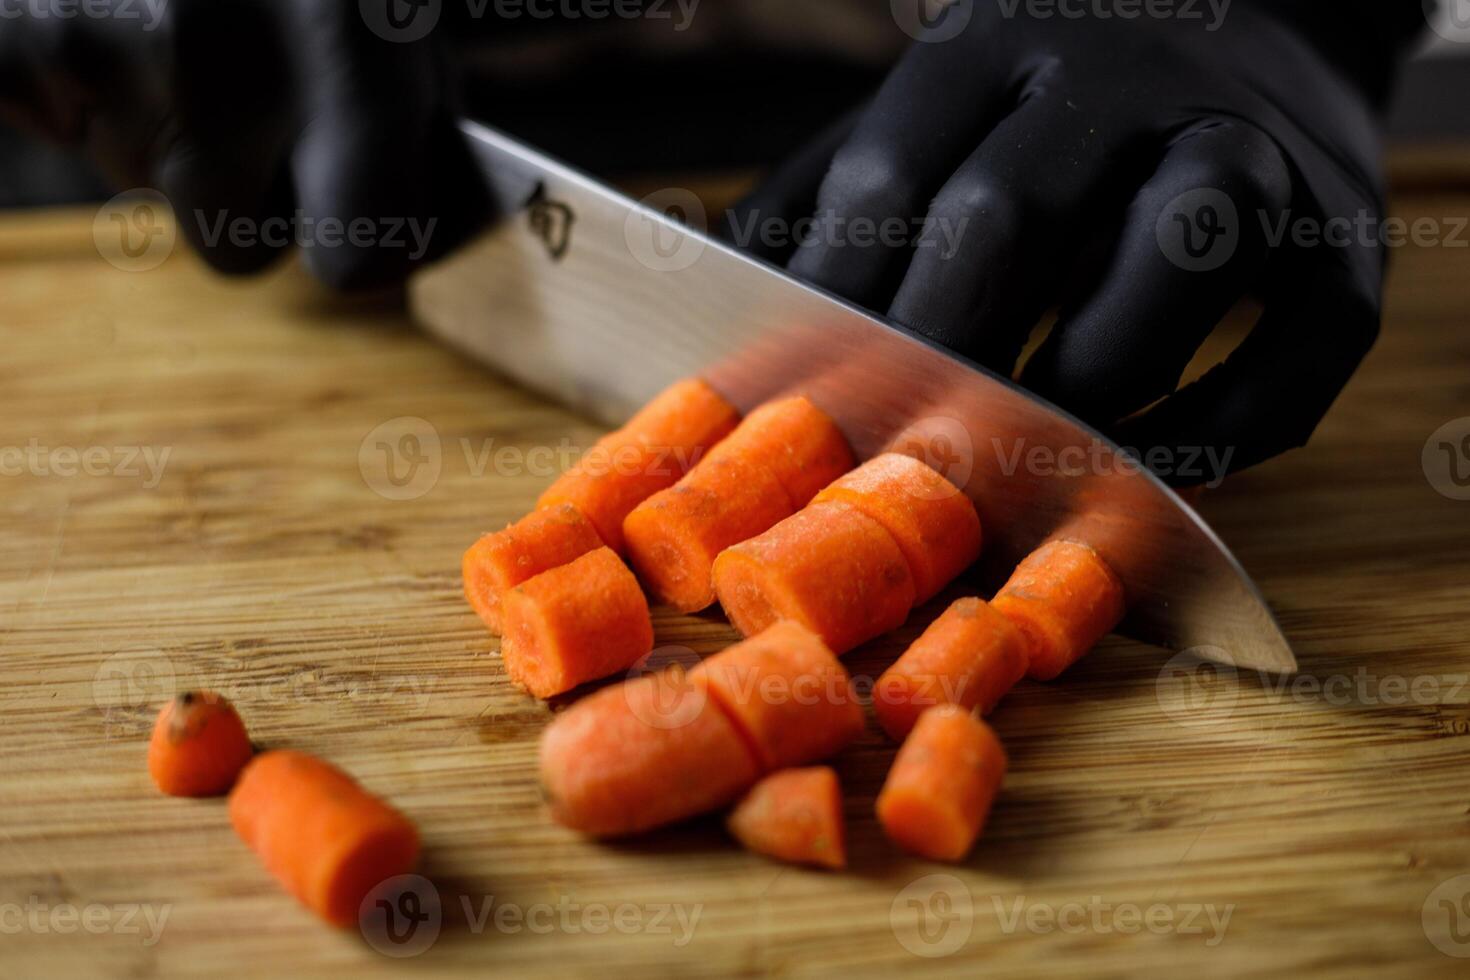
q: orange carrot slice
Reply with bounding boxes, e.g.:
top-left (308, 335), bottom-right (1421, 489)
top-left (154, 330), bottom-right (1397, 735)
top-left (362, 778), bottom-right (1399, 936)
top-left (623, 454), bottom-right (794, 613)
top-left (727, 767), bottom-right (846, 870)
top-left (537, 379), bottom-right (739, 552)
top-left (876, 705), bottom-right (1006, 862)
top-left (500, 546), bottom-right (654, 698)
top-left (147, 691), bottom-right (253, 797)
top-left (622, 396), bottom-right (853, 612)
top-left (539, 667), bottom-right (762, 837)
top-left (462, 503), bottom-right (604, 634)
top-left (813, 453), bottom-right (981, 604)
top-left (711, 501), bottom-right (915, 654)
top-left (230, 750), bottom-right (420, 927)
top-left (705, 395), bottom-right (854, 506)
top-left (873, 598), bottom-right (1027, 741)
top-left (691, 621), bottom-right (864, 770)
top-left (991, 539), bottom-right (1125, 681)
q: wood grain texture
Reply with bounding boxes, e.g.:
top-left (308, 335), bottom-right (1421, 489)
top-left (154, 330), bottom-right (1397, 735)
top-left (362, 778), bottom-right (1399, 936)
top-left (1, 194), bottom-right (1468, 979)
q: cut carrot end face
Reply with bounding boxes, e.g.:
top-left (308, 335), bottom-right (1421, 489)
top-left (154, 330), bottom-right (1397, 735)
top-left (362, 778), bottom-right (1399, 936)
top-left (727, 767), bottom-right (846, 870)
top-left (874, 597), bottom-right (1028, 741)
top-left (536, 379), bottom-right (739, 553)
top-left (711, 501), bottom-right (916, 655)
top-left (462, 503), bottom-right (604, 634)
top-left (499, 547), bottom-right (654, 699)
top-left (876, 705), bottom-right (1007, 862)
top-left (692, 621), bottom-right (864, 771)
top-left (813, 453), bottom-right (982, 604)
top-left (229, 750), bottom-right (420, 927)
top-left (624, 455), bottom-right (793, 613)
top-left (992, 539), bottom-right (1125, 681)
top-left (539, 668), bottom-right (761, 837)
top-left (707, 395), bottom-right (854, 507)
top-left (147, 691), bottom-right (253, 797)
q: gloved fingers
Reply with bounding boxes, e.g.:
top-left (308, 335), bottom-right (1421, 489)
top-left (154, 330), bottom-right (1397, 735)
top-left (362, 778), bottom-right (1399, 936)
top-left (1109, 253), bottom-right (1381, 483)
top-left (156, 138), bottom-right (296, 275)
top-left (1021, 119), bottom-right (1292, 422)
top-left (885, 81), bottom-right (1140, 371)
top-left (783, 38), bottom-right (1013, 311)
top-left (153, 0), bottom-right (298, 275)
top-left (284, 4), bottom-right (483, 290)
top-left (722, 104), bottom-right (862, 265)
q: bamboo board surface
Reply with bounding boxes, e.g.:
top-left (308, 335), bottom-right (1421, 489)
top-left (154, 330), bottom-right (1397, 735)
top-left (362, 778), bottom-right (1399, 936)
top-left (1, 195), bottom-right (1468, 978)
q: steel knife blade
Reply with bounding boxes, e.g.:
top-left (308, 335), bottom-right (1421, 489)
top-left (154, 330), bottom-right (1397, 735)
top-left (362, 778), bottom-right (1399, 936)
top-left (409, 120), bottom-right (1295, 675)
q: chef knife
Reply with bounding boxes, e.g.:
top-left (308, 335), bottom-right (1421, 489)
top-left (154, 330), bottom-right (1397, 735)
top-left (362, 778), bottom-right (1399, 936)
top-left (409, 120), bottom-right (1295, 675)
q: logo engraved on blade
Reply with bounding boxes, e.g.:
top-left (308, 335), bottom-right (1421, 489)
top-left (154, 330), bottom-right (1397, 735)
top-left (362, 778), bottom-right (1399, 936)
top-left (527, 183), bottom-right (575, 262)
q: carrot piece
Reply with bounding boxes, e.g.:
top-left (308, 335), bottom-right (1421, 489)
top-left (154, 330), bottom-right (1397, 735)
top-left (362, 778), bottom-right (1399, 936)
top-left (813, 453), bottom-right (982, 604)
top-left (462, 503), bottom-right (604, 634)
top-left (692, 621), bottom-right (864, 771)
top-left (727, 767), bottom-right (846, 870)
top-left (537, 378), bottom-right (739, 552)
top-left (873, 597), bottom-right (1028, 741)
top-left (876, 705), bottom-right (1007, 862)
top-left (991, 539), bottom-right (1125, 681)
top-left (539, 667), bottom-right (762, 837)
top-left (711, 501), bottom-right (916, 654)
top-left (147, 691), bottom-right (253, 797)
top-left (621, 396), bottom-right (852, 612)
top-left (623, 454), bottom-right (794, 613)
top-left (499, 546), bottom-right (653, 698)
top-left (229, 750), bottom-right (420, 927)
top-left (705, 395), bottom-right (854, 506)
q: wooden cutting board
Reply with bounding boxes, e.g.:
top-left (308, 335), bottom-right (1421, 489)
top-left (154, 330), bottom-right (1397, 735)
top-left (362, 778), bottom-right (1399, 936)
top-left (1, 195), bottom-right (1468, 978)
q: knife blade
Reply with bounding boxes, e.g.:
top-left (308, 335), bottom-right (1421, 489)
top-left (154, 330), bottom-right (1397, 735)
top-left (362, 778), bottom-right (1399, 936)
top-left (410, 120), bottom-right (1295, 675)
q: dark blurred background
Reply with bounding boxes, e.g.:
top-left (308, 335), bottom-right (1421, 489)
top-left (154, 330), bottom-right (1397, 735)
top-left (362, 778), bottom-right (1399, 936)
top-left (2, 5), bottom-right (1467, 209)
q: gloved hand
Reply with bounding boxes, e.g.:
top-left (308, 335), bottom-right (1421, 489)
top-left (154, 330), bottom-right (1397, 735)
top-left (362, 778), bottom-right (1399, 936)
top-left (730, 2), bottom-right (1401, 480)
top-left (0, 0), bottom-right (487, 288)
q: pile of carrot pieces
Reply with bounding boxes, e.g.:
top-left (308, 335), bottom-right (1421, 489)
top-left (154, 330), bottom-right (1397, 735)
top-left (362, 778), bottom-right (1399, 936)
top-left (144, 376), bottom-right (1126, 929)
top-left (463, 377), bottom-right (1126, 867)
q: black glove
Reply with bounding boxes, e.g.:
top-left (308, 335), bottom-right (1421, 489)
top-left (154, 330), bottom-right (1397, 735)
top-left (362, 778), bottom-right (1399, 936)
top-left (730, 2), bottom-right (1413, 481)
top-left (0, 0), bottom-right (487, 288)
